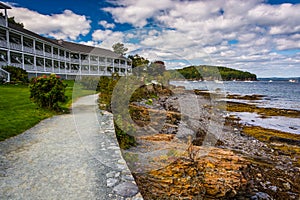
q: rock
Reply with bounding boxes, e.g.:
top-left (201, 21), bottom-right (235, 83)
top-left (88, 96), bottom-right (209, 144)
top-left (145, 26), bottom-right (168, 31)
top-left (139, 134), bottom-right (175, 141)
top-left (113, 182), bottom-right (139, 197)
top-left (250, 192), bottom-right (272, 200)
top-left (106, 171), bottom-right (115, 178)
top-left (175, 122), bottom-right (195, 141)
top-left (283, 182), bottom-right (291, 190)
top-left (135, 147), bottom-right (249, 199)
top-left (268, 185), bottom-right (277, 192)
top-left (107, 178), bottom-right (119, 187)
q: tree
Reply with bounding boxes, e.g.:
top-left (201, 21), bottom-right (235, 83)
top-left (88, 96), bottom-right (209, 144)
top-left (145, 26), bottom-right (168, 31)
top-left (128, 54), bottom-right (150, 68)
top-left (0, 13), bottom-right (24, 28)
top-left (112, 43), bottom-right (128, 56)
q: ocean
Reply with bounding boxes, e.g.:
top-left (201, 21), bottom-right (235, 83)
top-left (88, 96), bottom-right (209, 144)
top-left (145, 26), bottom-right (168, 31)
top-left (170, 80), bottom-right (300, 134)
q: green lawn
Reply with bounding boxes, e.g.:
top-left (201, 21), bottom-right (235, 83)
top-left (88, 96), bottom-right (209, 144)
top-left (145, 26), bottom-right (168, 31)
top-left (0, 81), bottom-right (95, 141)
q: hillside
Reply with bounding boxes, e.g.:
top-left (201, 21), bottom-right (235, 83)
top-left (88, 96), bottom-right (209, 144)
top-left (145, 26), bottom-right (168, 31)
top-left (168, 65), bottom-right (257, 81)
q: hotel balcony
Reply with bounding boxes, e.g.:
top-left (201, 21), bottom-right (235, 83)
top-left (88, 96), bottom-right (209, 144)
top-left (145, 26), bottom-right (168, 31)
top-left (0, 17), bottom-right (6, 27)
top-left (0, 39), bottom-right (7, 48)
top-left (71, 58), bottom-right (80, 63)
top-left (11, 62), bottom-right (22, 68)
top-left (10, 42), bottom-right (22, 51)
top-left (44, 52), bottom-right (52, 58)
top-left (81, 59), bottom-right (89, 65)
top-left (36, 66), bottom-right (44, 72)
top-left (35, 49), bottom-right (44, 56)
top-left (23, 46), bottom-right (34, 54)
top-left (24, 64), bottom-right (35, 71)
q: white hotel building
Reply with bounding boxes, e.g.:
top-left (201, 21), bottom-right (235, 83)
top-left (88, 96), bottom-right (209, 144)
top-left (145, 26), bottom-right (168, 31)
top-left (0, 2), bottom-right (132, 80)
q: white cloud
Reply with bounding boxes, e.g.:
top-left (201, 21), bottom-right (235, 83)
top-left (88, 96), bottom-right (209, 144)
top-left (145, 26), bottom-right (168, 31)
top-left (7, 6), bottom-right (91, 40)
top-left (98, 20), bottom-right (115, 29)
top-left (275, 38), bottom-right (300, 50)
top-left (101, 0), bottom-right (300, 77)
top-left (103, 0), bottom-right (174, 27)
top-left (92, 29), bottom-right (124, 49)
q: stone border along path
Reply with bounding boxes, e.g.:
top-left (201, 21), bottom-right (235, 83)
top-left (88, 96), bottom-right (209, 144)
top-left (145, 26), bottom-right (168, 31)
top-left (0, 94), bottom-right (143, 200)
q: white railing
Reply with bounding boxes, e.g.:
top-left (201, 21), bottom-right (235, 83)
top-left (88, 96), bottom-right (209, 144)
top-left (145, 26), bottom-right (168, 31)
top-left (59, 56), bottom-right (65, 60)
top-left (11, 63), bottom-right (22, 68)
top-left (0, 61), bottom-right (7, 66)
top-left (71, 58), bottom-right (79, 63)
top-left (70, 69), bottom-right (79, 73)
top-left (45, 52), bottom-right (52, 58)
top-left (0, 18), bottom-right (6, 27)
top-left (90, 60), bottom-right (98, 65)
top-left (36, 50), bottom-right (44, 56)
top-left (0, 68), bottom-right (10, 82)
top-left (0, 40), bottom-right (7, 48)
top-left (24, 64), bottom-right (35, 71)
top-left (10, 43), bottom-right (22, 51)
top-left (99, 61), bottom-right (106, 66)
top-left (36, 66), bottom-right (44, 72)
top-left (45, 67), bottom-right (53, 72)
top-left (24, 46), bottom-right (34, 54)
top-left (53, 54), bottom-right (58, 59)
top-left (81, 70), bottom-right (89, 74)
top-left (54, 68), bottom-right (60, 73)
top-left (81, 60), bottom-right (89, 65)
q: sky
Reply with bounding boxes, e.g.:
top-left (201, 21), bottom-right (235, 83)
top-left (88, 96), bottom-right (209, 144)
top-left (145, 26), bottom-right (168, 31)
top-left (2, 0), bottom-right (300, 77)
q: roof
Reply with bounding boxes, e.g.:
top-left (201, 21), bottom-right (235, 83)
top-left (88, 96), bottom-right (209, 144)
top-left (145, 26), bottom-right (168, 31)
top-left (8, 23), bottom-right (63, 47)
top-left (7, 22), bottom-right (126, 59)
top-left (0, 2), bottom-right (11, 9)
top-left (50, 39), bottom-right (125, 59)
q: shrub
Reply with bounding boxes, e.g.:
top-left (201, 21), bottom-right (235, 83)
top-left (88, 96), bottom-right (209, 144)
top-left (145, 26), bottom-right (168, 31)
top-left (2, 66), bottom-right (29, 84)
top-left (114, 115), bottom-right (136, 149)
top-left (29, 74), bottom-right (67, 111)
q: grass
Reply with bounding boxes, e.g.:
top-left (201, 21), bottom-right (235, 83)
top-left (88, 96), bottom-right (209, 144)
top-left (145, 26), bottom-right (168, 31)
top-left (0, 80), bottom-right (95, 141)
top-left (61, 80), bottom-right (96, 110)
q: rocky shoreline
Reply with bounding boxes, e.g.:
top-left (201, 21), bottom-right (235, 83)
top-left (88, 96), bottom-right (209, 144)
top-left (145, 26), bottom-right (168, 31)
top-left (121, 84), bottom-right (300, 200)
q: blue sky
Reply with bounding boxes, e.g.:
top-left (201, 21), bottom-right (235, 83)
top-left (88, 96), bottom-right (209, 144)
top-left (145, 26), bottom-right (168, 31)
top-left (3, 0), bottom-right (300, 77)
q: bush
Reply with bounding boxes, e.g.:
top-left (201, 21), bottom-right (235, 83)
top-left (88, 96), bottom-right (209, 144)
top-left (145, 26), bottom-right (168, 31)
top-left (29, 74), bottom-right (67, 111)
top-left (2, 66), bottom-right (29, 84)
top-left (114, 115), bottom-right (136, 149)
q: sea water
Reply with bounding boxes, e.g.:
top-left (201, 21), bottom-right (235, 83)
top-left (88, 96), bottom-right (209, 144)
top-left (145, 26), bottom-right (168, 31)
top-left (170, 80), bottom-right (300, 134)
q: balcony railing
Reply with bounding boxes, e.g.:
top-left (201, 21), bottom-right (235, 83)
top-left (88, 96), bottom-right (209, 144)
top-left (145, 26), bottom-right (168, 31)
top-left (81, 60), bottom-right (89, 65)
top-left (36, 66), bottom-right (44, 72)
top-left (0, 40), bottom-right (7, 48)
top-left (36, 50), bottom-right (44, 56)
top-left (70, 69), bottom-right (79, 73)
top-left (90, 60), bottom-right (98, 65)
top-left (11, 63), bottom-right (22, 68)
top-left (10, 43), bottom-right (22, 51)
top-left (53, 54), bottom-right (58, 59)
top-left (0, 18), bottom-right (6, 27)
top-left (81, 70), bottom-right (89, 74)
top-left (45, 52), bottom-right (52, 58)
top-left (0, 67), bottom-right (10, 82)
top-left (24, 64), bottom-right (35, 71)
top-left (71, 58), bottom-right (79, 63)
top-left (0, 61), bottom-right (7, 67)
top-left (24, 46), bottom-right (34, 54)
top-left (59, 56), bottom-right (65, 60)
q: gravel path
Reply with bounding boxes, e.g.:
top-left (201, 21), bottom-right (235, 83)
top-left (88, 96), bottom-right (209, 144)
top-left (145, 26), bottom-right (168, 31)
top-left (0, 94), bottom-right (142, 200)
